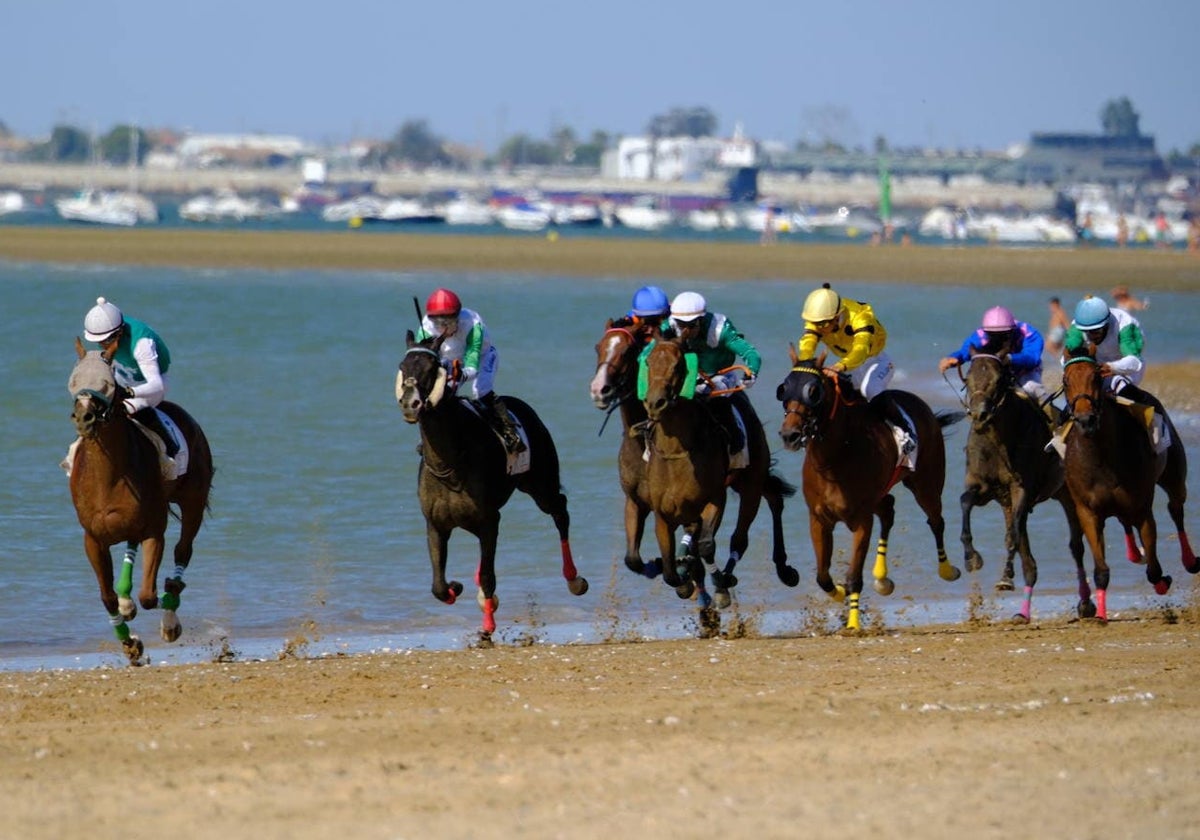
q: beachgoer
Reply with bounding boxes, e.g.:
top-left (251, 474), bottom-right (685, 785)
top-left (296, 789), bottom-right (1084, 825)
top-left (1046, 296), bottom-right (1071, 354)
top-left (665, 291), bottom-right (760, 464)
top-left (939, 306), bottom-right (1049, 402)
top-left (1111, 284), bottom-right (1148, 312)
top-left (416, 287), bottom-right (524, 453)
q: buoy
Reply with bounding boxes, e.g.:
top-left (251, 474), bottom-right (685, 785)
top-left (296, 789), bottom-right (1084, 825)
top-left (349, 217), bottom-right (363, 228)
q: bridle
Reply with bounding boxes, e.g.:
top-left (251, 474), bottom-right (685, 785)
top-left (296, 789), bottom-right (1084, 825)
top-left (964, 354), bottom-right (1012, 429)
top-left (781, 362), bottom-right (850, 444)
top-left (1062, 354), bottom-right (1102, 420)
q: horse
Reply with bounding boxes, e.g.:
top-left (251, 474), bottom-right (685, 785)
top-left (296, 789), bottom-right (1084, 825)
top-left (957, 351), bottom-right (1087, 621)
top-left (1060, 347), bottom-right (1196, 621)
top-left (395, 330), bottom-right (588, 640)
top-left (68, 338), bottom-right (213, 665)
top-left (589, 319), bottom-right (798, 607)
top-left (776, 349), bottom-right (964, 631)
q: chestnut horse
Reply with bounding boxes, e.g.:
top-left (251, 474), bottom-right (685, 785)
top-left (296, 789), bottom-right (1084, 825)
top-left (776, 350), bottom-right (964, 631)
top-left (958, 351), bottom-right (1087, 621)
top-left (1060, 348), bottom-right (1196, 620)
top-left (396, 331), bottom-right (588, 640)
top-left (589, 319), bottom-right (798, 606)
top-left (68, 338), bottom-right (213, 665)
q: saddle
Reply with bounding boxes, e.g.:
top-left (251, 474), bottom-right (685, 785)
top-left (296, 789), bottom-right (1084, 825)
top-left (460, 398), bottom-right (531, 476)
top-left (129, 408), bottom-right (189, 480)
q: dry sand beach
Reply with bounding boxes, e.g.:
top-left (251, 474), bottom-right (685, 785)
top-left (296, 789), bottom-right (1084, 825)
top-left (3, 229), bottom-right (1200, 839)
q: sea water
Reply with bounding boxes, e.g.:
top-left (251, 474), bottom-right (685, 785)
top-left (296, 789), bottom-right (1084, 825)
top-left (3, 258), bottom-right (1197, 670)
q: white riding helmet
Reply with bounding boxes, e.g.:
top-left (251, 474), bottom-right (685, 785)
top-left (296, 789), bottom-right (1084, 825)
top-left (670, 291), bottom-right (707, 323)
top-left (84, 296), bottom-right (124, 343)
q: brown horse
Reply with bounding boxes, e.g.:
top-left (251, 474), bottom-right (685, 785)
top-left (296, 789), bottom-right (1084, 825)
top-left (638, 335), bottom-right (732, 612)
top-left (1060, 347), bottom-right (1196, 620)
top-left (68, 338), bottom-right (213, 665)
top-left (589, 319), bottom-right (798, 605)
top-left (396, 331), bottom-right (588, 640)
top-left (776, 349), bottom-right (964, 631)
top-left (958, 351), bottom-right (1087, 620)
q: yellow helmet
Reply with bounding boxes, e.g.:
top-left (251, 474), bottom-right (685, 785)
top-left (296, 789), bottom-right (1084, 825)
top-left (802, 283), bottom-right (842, 322)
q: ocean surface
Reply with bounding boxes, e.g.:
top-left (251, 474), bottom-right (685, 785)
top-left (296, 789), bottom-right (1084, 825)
top-left (4, 258), bottom-right (1198, 671)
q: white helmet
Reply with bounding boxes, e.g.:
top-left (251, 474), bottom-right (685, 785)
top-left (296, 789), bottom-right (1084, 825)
top-left (670, 291), bottom-right (707, 323)
top-left (84, 296), bottom-right (124, 342)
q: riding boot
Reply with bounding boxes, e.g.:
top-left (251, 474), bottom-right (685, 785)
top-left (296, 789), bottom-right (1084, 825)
top-left (712, 398), bottom-right (745, 458)
top-left (481, 393), bottom-right (526, 454)
top-left (132, 407), bottom-right (180, 457)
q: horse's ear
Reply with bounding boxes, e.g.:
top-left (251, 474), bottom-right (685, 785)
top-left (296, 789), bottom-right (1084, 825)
top-left (788, 343), bottom-right (799, 366)
top-left (101, 341), bottom-right (118, 362)
top-left (604, 317), bottom-right (615, 330)
top-left (405, 329), bottom-right (416, 349)
top-left (75, 336), bottom-right (86, 359)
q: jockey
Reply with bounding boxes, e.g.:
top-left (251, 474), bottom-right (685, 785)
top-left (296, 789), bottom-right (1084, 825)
top-left (938, 306), bottom-right (1049, 402)
top-left (83, 296), bottom-right (179, 460)
top-left (798, 283), bottom-right (894, 400)
top-left (1059, 294), bottom-right (1166, 452)
top-left (800, 282), bottom-right (915, 463)
top-left (416, 287), bottom-right (524, 454)
top-left (665, 291), bottom-right (760, 463)
top-left (626, 285), bottom-right (671, 332)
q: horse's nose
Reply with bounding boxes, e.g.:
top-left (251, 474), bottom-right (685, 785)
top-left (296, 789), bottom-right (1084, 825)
top-left (646, 396), bottom-right (669, 418)
top-left (778, 427), bottom-right (802, 451)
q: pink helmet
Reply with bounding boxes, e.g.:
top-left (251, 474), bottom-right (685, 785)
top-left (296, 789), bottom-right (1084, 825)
top-left (981, 305), bottom-right (1015, 332)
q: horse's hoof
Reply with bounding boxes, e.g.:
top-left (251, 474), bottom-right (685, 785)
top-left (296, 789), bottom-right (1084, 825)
top-left (938, 563), bottom-right (962, 582)
top-left (994, 579), bottom-right (1014, 592)
top-left (777, 565), bottom-right (800, 588)
top-left (965, 552), bottom-right (984, 573)
top-left (674, 581), bottom-right (695, 600)
top-left (567, 576), bottom-right (589, 596)
top-left (160, 612), bottom-right (182, 643)
top-left (1011, 613), bottom-right (1030, 625)
top-left (124, 636), bottom-right (145, 666)
top-left (873, 577), bottom-right (895, 597)
top-left (642, 560), bottom-right (663, 579)
top-left (1078, 600), bottom-right (1097, 620)
top-left (711, 570), bottom-right (737, 590)
top-left (713, 590), bottom-right (731, 610)
top-left (1154, 576), bottom-right (1172, 596)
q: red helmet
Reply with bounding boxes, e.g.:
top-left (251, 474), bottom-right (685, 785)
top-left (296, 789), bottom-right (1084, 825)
top-left (426, 288), bottom-right (462, 317)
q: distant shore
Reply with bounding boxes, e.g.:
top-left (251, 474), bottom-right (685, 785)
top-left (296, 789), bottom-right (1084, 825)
top-left (0, 162), bottom-right (1058, 211)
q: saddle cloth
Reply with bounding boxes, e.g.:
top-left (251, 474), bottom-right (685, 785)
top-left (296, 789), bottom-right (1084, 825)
top-left (130, 409), bottom-right (190, 480)
top-left (638, 404), bottom-right (749, 470)
top-left (888, 404), bottom-right (918, 471)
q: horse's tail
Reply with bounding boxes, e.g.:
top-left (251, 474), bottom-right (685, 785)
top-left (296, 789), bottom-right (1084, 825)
top-left (936, 408), bottom-right (968, 429)
top-left (766, 467), bottom-right (798, 498)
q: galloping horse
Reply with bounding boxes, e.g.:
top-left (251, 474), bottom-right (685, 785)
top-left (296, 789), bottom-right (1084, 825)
top-left (590, 319), bottom-right (798, 605)
top-left (958, 351), bottom-right (1086, 621)
top-left (637, 335), bottom-right (735, 610)
top-left (396, 331), bottom-right (588, 639)
top-left (776, 349), bottom-right (964, 631)
top-left (68, 338), bottom-right (213, 665)
top-left (1060, 347), bottom-right (1196, 620)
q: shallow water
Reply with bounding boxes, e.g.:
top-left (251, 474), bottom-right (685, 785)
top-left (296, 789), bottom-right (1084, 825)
top-left (3, 259), bottom-right (1198, 670)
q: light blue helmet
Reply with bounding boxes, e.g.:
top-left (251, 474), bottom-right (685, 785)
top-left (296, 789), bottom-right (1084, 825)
top-left (631, 285), bottom-right (670, 318)
top-left (1072, 296), bottom-right (1111, 330)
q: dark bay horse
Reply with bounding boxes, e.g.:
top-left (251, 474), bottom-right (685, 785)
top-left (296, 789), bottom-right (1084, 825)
top-left (1060, 348), bottom-right (1196, 620)
top-left (68, 338), bottom-right (213, 665)
top-left (589, 320), bottom-right (798, 606)
top-left (776, 349), bottom-right (964, 631)
top-left (396, 331), bottom-right (587, 640)
top-left (958, 351), bottom-right (1086, 621)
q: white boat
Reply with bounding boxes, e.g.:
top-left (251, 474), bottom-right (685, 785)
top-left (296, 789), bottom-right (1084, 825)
top-left (377, 197), bottom-right (445, 224)
top-left (965, 212), bottom-right (1076, 243)
top-left (496, 202), bottom-right (551, 231)
top-left (321, 194), bottom-right (388, 223)
top-left (614, 198), bottom-right (673, 231)
top-left (0, 190), bottom-right (29, 216)
top-left (807, 205), bottom-right (882, 238)
top-left (56, 189), bottom-right (157, 226)
top-left (443, 195), bottom-right (496, 226)
top-left (179, 189), bottom-right (283, 223)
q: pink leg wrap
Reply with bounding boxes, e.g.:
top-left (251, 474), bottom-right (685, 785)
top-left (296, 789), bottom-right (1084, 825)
top-left (561, 540), bottom-right (579, 581)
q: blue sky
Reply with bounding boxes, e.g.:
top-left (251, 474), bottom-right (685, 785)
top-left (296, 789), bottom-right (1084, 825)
top-left (5, 1), bottom-right (1197, 153)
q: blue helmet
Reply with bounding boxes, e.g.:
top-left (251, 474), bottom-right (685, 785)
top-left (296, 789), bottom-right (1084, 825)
top-left (1073, 296), bottom-right (1111, 330)
top-left (631, 285), bottom-right (670, 318)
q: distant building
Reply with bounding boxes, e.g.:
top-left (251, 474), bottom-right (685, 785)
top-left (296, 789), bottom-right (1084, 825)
top-left (174, 133), bottom-right (312, 168)
top-left (994, 132), bottom-right (1167, 185)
